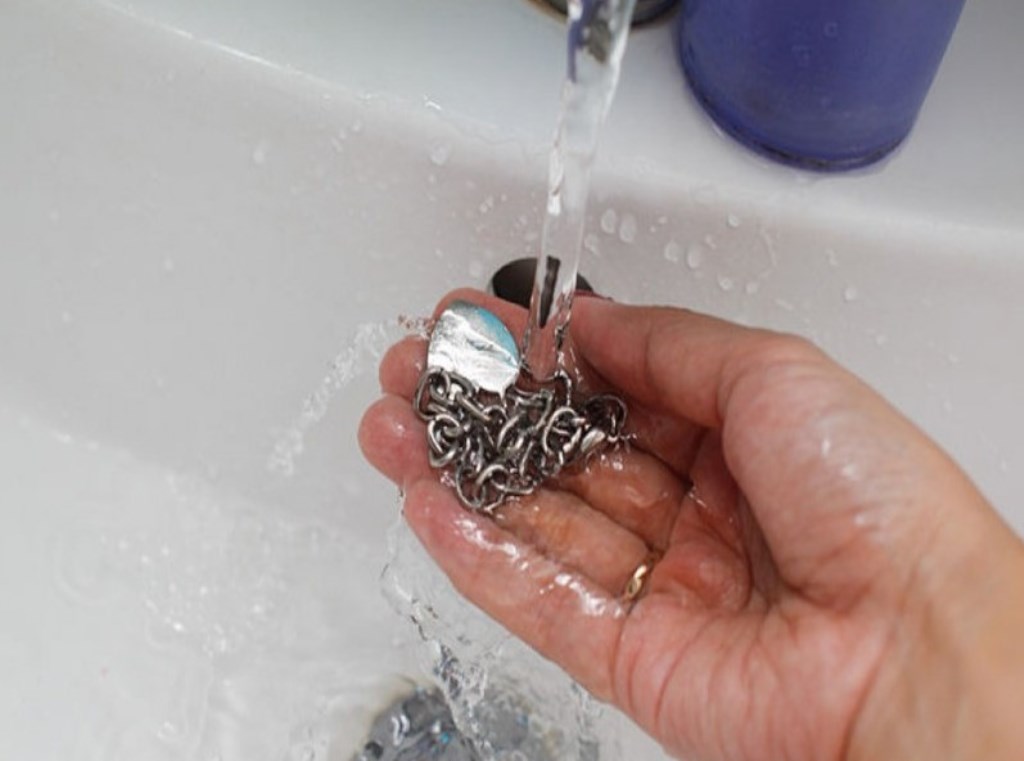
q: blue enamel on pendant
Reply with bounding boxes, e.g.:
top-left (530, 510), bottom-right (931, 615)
top-left (426, 300), bottom-right (521, 396)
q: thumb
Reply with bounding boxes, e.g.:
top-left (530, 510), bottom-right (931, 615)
top-left (571, 298), bottom-right (991, 606)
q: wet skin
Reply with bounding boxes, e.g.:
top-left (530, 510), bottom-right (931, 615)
top-left (360, 289), bottom-right (1024, 761)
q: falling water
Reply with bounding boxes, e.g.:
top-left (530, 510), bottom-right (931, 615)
top-left (521, 0), bottom-right (639, 380)
top-left (366, 4), bottom-right (642, 756)
top-left (379, 518), bottom-right (615, 760)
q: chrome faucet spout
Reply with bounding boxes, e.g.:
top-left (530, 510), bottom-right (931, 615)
top-left (541, 0), bottom-right (680, 27)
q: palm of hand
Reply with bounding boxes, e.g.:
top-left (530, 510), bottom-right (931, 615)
top-left (360, 291), bottom-right (912, 761)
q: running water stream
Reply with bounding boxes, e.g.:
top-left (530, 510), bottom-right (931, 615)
top-left (374, 2), bottom-right (642, 758)
top-left (521, 0), bottom-right (639, 380)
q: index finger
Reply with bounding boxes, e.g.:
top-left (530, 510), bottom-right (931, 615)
top-left (571, 298), bottom-right (816, 430)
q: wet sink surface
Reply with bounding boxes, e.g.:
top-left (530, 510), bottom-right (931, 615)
top-left (1, 0), bottom-right (1022, 758)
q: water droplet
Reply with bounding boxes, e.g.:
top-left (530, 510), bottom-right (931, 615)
top-left (350, 119), bottom-right (364, 134)
top-left (823, 21), bottom-right (840, 38)
top-left (656, 215), bottom-right (669, 226)
top-left (429, 143), bottom-right (451, 166)
top-left (758, 227), bottom-right (779, 267)
top-left (618, 213), bottom-right (637, 244)
top-left (478, 196), bottom-right (495, 214)
top-left (744, 281), bottom-right (761, 295)
top-left (663, 240), bottom-right (682, 263)
top-left (947, 352), bottom-right (961, 365)
top-left (48, 209), bottom-right (61, 223)
top-left (825, 248), bottom-right (839, 268)
top-left (843, 286), bottom-right (859, 303)
top-left (874, 333), bottom-right (889, 347)
top-left (685, 244), bottom-right (704, 270)
top-left (157, 720), bottom-right (181, 742)
top-left (726, 213), bottom-right (742, 229)
top-left (583, 233), bottom-right (601, 257)
top-left (599, 208), bottom-right (618, 235)
top-left (774, 298), bottom-right (796, 312)
top-left (468, 260), bottom-right (484, 279)
top-left (60, 311), bottom-right (73, 325)
top-left (251, 140), bottom-right (270, 166)
top-left (163, 258), bottom-right (176, 274)
top-left (703, 233), bottom-right (718, 250)
top-left (717, 275), bottom-right (735, 292)
top-left (942, 398), bottom-right (953, 413)
top-left (547, 189), bottom-right (563, 216)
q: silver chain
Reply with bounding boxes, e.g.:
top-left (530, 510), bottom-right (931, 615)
top-left (414, 368), bottom-right (627, 513)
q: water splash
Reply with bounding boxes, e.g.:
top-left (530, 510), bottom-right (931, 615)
top-left (381, 518), bottom-right (618, 760)
top-left (0, 400), bottom-right (415, 761)
top-left (267, 321), bottom-right (395, 477)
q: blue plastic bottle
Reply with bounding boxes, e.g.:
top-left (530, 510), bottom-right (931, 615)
top-left (677, 0), bottom-right (966, 170)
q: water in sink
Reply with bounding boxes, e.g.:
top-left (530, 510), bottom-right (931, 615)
top-left (379, 519), bottom-right (613, 760)
top-left (3, 407), bottom-right (408, 761)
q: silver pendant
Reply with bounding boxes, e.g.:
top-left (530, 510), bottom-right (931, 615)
top-left (426, 300), bottom-right (521, 396)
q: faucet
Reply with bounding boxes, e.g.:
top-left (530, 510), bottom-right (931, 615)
top-left (541, 0), bottom-right (680, 26)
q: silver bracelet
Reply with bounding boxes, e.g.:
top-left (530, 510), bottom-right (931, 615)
top-left (414, 300), bottom-right (627, 513)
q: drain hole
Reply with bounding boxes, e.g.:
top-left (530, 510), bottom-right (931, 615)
top-left (353, 683), bottom-right (575, 760)
top-left (353, 688), bottom-right (477, 760)
top-left (488, 257), bottom-right (594, 309)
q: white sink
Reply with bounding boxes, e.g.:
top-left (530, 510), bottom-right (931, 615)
top-left (1, 0), bottom-right (1022, 759)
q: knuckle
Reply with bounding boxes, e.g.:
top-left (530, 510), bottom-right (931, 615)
top-left (730, 332), bottom-right (829, 395)
top-left (721, 332), bottom-right (836, 426)
top-left (748, 332), bottom-right (823, 370)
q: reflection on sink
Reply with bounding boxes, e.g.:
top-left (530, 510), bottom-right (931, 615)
top-left (1, 0), bottom-right (1022, 759)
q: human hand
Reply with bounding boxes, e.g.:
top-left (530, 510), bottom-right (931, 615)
top-left (359, 289), bottom-right (1024, 760)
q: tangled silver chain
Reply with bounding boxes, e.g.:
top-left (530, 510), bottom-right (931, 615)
top-left (414, 368), bottom-right (627, 513)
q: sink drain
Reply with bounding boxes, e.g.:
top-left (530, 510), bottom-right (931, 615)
top-left (353, 685), bottom-right (575, 761)
top-left (353, 688), bottom-right (476, 761)
top-left (488, 257), bottom-right (593, 309)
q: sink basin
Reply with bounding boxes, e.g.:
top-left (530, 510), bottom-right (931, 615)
top-left (1, 0), bottom-right (1022, 758)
